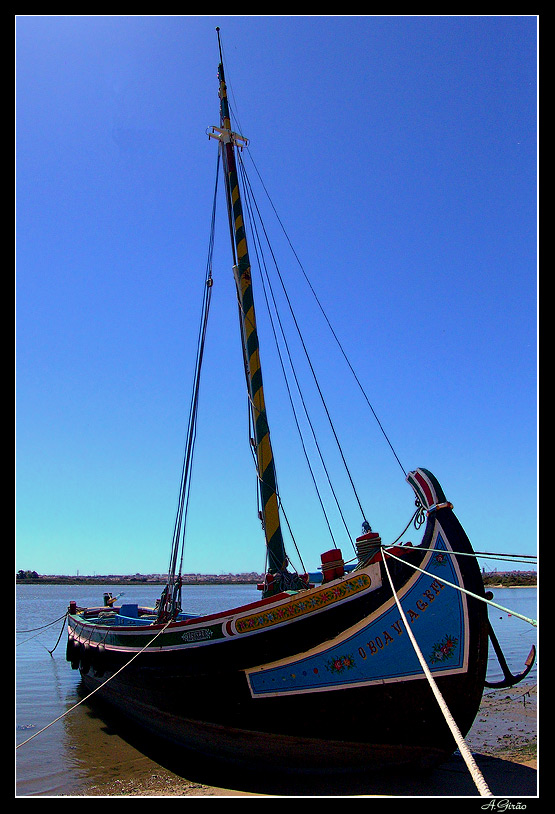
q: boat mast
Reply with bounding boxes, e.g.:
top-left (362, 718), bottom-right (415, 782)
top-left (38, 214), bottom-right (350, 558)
top-left (210, 32), bottom-right (291, 595)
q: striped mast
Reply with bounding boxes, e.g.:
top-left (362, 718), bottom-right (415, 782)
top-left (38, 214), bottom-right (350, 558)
top-left (210, 33), bottom-right (289, 595)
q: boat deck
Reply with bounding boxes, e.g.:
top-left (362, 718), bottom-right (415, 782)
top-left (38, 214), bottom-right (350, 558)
top-left (77, 605), bottom-right (201, 627)
top-left (72, 589), bottom-right (304, 628)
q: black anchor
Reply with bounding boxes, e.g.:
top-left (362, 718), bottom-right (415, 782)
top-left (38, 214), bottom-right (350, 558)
top-left (484, 604), bottom-right (536, 690)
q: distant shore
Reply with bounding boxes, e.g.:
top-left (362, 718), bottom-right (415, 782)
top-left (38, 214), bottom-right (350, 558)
top-left (17, 574), bottom-right (536, 588)
top-left (16, 576), bottom-right (262, 586)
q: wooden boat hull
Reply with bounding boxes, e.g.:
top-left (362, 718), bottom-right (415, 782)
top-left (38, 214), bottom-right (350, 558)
top-left (67, 470), bottom-right (489, 771)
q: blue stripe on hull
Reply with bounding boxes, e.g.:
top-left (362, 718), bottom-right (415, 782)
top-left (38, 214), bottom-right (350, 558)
top-left (247, 529), bottom-right (468, 697)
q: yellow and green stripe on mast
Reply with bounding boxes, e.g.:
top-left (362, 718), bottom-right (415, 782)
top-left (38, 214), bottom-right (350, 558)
top-left (210, 55), bottom-right (292, 596)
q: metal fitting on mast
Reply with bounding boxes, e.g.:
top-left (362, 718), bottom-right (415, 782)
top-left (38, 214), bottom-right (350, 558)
top-left (208, 125), bottom-right (248, 150)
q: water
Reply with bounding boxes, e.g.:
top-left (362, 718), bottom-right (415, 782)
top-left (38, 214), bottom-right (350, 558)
top-left (16, 583), bottom-right (537, 797)
top-left (484, 587), bottom-right (538, 684)
top-left (16, 582), bottom-right (259, 797)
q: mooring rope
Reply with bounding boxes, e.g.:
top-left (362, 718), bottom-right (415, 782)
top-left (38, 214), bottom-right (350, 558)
top-left (394, 543), bottom-right (537, 566)
top-left (46, 613), bottom-right (68, 656)
top-left (381, 553), bottom-right (494, 797)
top-left (16, 618), bottom-right (173, 749)
top-left (383, 548), bottom-right (537, 627)
top-left (16, 612), bottom-right (68, 634)
top-left (16, 612), bottom-right (70, 649)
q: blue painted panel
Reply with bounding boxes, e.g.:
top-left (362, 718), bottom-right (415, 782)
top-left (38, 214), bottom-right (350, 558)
top-left (248, 535), bottom-right (466, 696)
top-left (119, 604), bottom-right (139, 618)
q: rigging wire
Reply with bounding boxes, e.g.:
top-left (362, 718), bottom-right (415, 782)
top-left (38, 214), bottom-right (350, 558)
top-left (222, 35), bottom-right (537, 585)
top-left (216, 36), bottom-right (367, 543)
top-left (217, 42), bottom-right (395, 557)
top-left (383, 547), bottom-right (537, 627)
top-left (16, 612), bottom-right (68, 635)
top-left (237, 150), bottom-right (368, 532)
top-left (392, 545), bottom-right (537, 566)
top-left (245, 146), bottom-right (407, 478)
top-left (161, 152), bottom-right (220, 619)
top-left (237, 155), bottom-right (354, 552)
top-left (216, 32), bottom-right (535, 584)
top-left (217, 63), bottom-right (362, 556)
top-left (237, 147), bottom-right (539, 582)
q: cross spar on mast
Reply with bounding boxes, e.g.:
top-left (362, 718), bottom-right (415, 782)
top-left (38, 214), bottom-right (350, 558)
top-left (209, 32), bottom-right (305, 596)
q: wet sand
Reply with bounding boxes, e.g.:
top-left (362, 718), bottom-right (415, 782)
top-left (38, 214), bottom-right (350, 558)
top-left (77, 682), bottom-right (537, 797)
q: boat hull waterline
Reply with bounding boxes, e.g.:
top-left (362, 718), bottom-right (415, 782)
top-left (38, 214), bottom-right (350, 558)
top-left (66, 469), bottom-right (489, 771)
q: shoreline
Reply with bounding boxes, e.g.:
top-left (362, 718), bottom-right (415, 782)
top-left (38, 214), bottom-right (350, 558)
top-left (16, 579), bottom-right (260, 587)
top-left (16, 579), bottom-right (537, 588)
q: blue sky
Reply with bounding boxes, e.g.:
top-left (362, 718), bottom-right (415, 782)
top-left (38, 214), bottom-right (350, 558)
top-left (16, 15), bottom-right (537, 577)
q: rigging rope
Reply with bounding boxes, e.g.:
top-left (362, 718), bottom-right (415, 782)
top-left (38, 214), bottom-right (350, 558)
top-left (237, 151), bottom-right (365, 538)
top-left (383, 547), bottom-right (537, 627)
top-left (381, 554), bottom-right (494, 797)
top-left (217, 49), bottom-right (534, 600)
top-left (16, 612), bottom-right (68, 635)
top-left (245, 147), bottom-right (407, 477)
top-left (46, 612), bottom-right (68, 656)
top-left (394, 544), bottom-right (537, 566)
top-left (161, 153), bottom-right (220, 620)
top-left (238, 156), bottom-right (355, 551)
top-left (220, 54), bottom-right (402, 555)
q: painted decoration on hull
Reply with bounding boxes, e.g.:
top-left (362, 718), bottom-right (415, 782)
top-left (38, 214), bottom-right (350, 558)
top-left (246, 527), bottom-right (469, 698)
top-left (234, 571), bottom-right (375, 634)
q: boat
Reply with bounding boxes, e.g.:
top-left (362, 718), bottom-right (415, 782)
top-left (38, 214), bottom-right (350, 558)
top-left (66, 30), bottom-right (535, 775)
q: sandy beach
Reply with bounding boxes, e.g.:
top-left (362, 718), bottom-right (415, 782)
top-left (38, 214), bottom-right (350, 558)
top-left (78, 682), bottom-right (537, 798)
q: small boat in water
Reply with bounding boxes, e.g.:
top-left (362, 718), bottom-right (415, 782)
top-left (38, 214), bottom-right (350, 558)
top-left (66, 30), bottom-right (534, 774)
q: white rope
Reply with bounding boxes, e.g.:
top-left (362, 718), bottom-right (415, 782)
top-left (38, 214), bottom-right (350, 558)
top-left (381, 553), bottom-right (494, 798)
top-left (384, 548), bottom-right (537, 627)
top-left (16, 618), bottom-right (172, 749)
top-left (393, 544), bottom-right (536, 565)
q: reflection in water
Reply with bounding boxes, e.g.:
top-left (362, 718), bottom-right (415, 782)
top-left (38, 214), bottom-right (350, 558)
top-left (62, 691), bottom-right (167, 795)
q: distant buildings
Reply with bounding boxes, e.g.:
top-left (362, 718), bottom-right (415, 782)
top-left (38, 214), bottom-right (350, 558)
top-left (16, 570), bottom-right (264, 584)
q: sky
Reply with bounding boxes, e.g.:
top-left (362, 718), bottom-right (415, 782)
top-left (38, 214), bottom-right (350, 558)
top-left (16, 15), bottom-right (537, 578)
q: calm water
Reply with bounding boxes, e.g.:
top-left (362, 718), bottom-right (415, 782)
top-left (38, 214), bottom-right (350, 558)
top-left (16, 583), bottom-right (537, 797)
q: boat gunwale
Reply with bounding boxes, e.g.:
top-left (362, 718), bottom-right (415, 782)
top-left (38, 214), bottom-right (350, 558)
top-left (69, 588), bottom-right (294, 632)
top-left (67, 566), bottom-right (383, 637)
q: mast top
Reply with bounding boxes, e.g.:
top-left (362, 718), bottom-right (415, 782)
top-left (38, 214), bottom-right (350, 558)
top-left (208, 32), bottom-right (248, 150)
top-left (209, 34), bottom-right (294, 594)
top-left (216, 26), bottom-right (223, 62)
